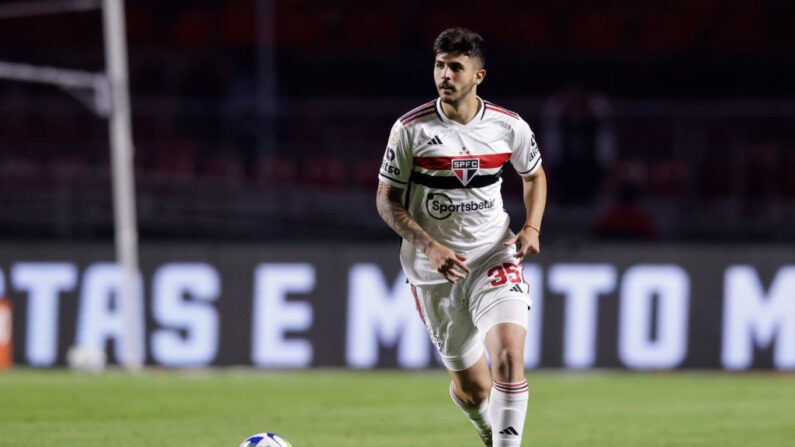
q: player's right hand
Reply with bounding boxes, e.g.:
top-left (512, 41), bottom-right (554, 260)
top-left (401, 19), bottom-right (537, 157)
top-left (425, 242), bottom-right (471, 283)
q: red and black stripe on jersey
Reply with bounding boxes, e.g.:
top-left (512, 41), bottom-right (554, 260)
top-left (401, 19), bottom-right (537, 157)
top-left (483, 100), bottom-right (519, 119)
top-left (400, 101), bottom-right (437, 125)
top-left (410, 171), bottom-right (503, 189)
top-left (410, 153), bottom-right (510, 189)
top-left (414, 153), bottom-right (510, 170)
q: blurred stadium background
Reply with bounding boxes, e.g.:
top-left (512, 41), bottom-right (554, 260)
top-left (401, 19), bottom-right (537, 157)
top-left (1, 0), bottom-right (794, 242)
top-left (0, 1), bottom-right (794, 444)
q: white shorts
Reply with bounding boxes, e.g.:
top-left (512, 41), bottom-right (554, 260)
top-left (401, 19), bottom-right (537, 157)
top-left (409, 243), bottom-right (533, 371)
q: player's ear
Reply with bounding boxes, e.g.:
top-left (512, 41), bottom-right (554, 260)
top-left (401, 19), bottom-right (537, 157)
top-left (475, 68), bottom-right (486, 85)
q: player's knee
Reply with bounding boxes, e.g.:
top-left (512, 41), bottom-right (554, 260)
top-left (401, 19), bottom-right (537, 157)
top-left (458, 379), bottom-right (491, 407)
top-left (493, 347), bottom-right (524, 381)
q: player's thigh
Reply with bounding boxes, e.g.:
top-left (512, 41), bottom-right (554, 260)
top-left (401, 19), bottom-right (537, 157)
top-left (411, 282), bottom-right (483, 371)
top-left (480, 300), bottom-right (529, 381)
top-left (478, 299), bottom-right (529, 350)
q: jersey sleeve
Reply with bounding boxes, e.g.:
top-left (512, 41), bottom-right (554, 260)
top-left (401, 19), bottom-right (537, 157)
top-left (509, 119), bottom-right (542, 177)
top-left (378, 120), bottom-right (413, 187)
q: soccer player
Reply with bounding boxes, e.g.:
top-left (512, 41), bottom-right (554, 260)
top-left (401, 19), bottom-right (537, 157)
top-left (376, 28), bottom-right (547, 446)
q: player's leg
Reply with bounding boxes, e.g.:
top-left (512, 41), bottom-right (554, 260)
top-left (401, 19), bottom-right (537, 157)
top-left (479, 301), bottom-right (530, 447)
top-left (447, 354), bottom-right (494, 446)
top-left (484, 320), bottom-right (527, 383)
top-left (410, 282), bottom-right (494, 446)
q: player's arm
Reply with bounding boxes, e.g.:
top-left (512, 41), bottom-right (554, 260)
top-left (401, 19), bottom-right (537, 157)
top-left (376, 181), bottom-right (471, 282)
top-left (504, 165), bottom-right (547, 258)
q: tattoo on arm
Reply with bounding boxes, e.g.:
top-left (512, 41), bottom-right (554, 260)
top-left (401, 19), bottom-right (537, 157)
top-left (376, 182), bottom-right (433, 253)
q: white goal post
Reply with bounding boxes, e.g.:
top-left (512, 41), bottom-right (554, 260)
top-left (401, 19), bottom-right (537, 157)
top-left (0, 0), bottom-right (142, 371)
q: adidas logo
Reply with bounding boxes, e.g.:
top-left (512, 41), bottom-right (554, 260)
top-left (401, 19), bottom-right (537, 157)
top-left (509, 284), bottom-right (524, 293)
top-left (427, 135), bottom-right (443, 145)
top-left (499, 426), bottom-right (519, 436)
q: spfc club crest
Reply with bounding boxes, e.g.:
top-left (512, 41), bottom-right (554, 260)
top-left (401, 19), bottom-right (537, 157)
top-left (452, 158), bottom-right (480, 186)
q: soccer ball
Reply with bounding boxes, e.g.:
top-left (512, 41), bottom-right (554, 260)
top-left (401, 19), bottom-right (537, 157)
top-left (239, 433), bottom-right (293, 447)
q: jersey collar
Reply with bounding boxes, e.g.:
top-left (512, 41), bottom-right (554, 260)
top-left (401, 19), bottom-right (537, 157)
top-left (435, 96), bottom-right (484, 126)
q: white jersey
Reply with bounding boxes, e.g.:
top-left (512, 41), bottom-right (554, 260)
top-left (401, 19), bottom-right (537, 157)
top-left (378, 97), bottom-right (542, 284)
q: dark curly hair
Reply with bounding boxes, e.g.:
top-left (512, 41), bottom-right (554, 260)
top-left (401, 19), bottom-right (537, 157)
top-left (433, 27), bottom-right (486, 67)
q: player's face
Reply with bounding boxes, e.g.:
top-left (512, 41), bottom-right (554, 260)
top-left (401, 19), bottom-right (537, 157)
top-left (434, 52), bottom-right (485, 105)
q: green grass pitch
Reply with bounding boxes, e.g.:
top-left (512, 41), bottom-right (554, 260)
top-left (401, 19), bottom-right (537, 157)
top-left (1, 369), bottom-right (793, 446)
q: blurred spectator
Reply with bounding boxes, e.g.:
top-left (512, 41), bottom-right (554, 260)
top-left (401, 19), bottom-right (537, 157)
top-left (543, 85), bottom-right (615, 205)
top-left (592, 183), bottom-right (659, 241)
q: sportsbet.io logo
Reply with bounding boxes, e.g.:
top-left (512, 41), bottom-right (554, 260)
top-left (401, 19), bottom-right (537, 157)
top-left (426, 193), bottom-right (454, 219)
top-left (426, 193), bottom-right (495, 220)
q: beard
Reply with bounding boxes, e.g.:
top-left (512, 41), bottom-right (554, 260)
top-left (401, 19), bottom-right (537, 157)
top-left (439, 81), bottom-right (476, 105)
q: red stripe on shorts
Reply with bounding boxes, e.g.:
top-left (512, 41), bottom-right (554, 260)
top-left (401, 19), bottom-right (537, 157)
top-left (410, 285), bottom-right (424, 322)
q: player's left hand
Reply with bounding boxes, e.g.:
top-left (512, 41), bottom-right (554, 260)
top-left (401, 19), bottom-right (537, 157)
top-left (504, 228), bottom-right (540, 259)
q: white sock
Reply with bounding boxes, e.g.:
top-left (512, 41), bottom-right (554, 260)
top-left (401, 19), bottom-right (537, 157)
top-left (490, 379), bottom-right (529, 447)
top-left (449, 382), bottom-right (492, 445)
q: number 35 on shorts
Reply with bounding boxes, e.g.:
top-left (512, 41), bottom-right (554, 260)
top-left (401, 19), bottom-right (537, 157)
top-left (487, 262), bottom-right (524, 287)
